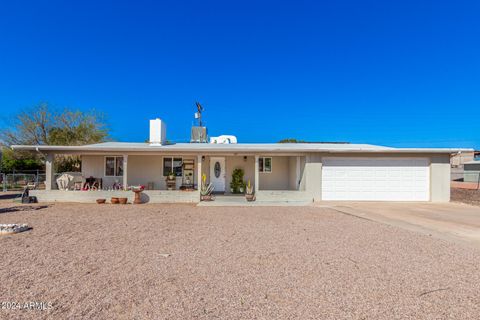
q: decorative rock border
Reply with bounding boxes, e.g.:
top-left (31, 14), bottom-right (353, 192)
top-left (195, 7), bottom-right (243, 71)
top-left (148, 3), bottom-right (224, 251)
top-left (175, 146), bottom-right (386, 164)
top-left (0, 224), bottom-right (31, 235)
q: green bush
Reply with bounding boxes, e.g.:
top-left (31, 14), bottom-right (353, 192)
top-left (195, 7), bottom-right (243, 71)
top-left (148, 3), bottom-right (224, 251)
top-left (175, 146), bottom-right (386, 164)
top-left (230, 168), bottom-right (245, 194)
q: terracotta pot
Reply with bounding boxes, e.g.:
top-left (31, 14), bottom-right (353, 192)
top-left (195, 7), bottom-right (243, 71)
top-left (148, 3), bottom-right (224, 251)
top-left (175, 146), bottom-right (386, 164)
top-left (111, 197), bottom-right (120, 204)
top-left (96, 199), bottom-right (106, 204)
top-left (201, 195), bottom-right (214, 201)
top-left (245, 194), bottom-right (256, 202)
top-left (119, 198), bottom-right (128, 204)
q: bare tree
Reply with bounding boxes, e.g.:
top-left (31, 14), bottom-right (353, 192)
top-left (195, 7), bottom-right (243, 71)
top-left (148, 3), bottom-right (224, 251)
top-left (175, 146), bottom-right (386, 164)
top-left (1, 103), bottom-right (109, 172)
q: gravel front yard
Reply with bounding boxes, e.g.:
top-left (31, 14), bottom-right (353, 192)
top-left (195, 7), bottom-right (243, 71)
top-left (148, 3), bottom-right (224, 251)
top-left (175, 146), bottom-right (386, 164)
top-left (452, 188), bottom-right (480, 206)
top-left (1, 203), bottom-right (480, 319)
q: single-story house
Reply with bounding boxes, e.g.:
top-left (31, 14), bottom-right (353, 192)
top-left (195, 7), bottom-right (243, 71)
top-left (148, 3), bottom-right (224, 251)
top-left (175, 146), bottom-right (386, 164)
top-left (11, 119), bottom-right (472, 203)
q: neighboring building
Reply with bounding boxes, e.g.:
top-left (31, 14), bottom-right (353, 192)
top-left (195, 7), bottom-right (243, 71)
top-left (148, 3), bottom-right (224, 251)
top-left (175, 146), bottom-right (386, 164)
top-left (11, 118), bottom-right (472, 203)
top-left (464, 161), bottom-right (480, 183)
top-left (451, 151), bottom-right (470, 167)
top-left (451, 151), bottom-right (480, 167)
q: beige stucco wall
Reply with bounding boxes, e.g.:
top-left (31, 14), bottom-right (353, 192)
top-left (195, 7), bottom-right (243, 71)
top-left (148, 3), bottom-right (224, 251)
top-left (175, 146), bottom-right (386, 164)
top-left (127, 155), bottom-right (163, 189)
top-left (430, 155), bottom-right (451, 202)
top-left (298, 156), bottom-right (306, 191)
top-left (201, 157), bottom-right (210, 182)
top-left (201, 156), bottom-right (255, 193)
top-left (82, 155), bottom-right (118, 187)
top-left (259, 156), bottom-right (292, 190)
top-left (304, 154), bottom-right (323, 200)
top-left (201, 156), bottom-right (299, 192)
top-left (225, 156), bottom-right (255, 193)
top-left (288, 157), bottom-right (297, 190)
top-left (82, 155), bottom-right (198, 189)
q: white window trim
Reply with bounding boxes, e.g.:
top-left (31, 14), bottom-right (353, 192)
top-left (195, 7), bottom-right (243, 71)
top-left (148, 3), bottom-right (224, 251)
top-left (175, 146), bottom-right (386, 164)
top-left (259, 157), bottom-right (272, 173)
top-left (163, 156), bottom-right (183, 177)
top-left (104, 156), bottom-right (124, 177)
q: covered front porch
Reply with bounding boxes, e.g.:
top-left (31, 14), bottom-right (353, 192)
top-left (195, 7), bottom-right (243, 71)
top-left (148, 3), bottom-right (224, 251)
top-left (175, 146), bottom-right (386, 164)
top-left (37, 152), bottom-right (311, 203)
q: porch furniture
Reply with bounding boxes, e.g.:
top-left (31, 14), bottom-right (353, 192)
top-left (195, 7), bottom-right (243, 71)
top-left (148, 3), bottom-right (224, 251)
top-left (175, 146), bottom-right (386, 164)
top-left (74, 181), bottom-right (83, 191)
top-left (56, 172), bottom-right (83, 190)
top-left (112, 179), bottom-right (122, 190)
top-left (84, 176), bottom-right (102, 190)
top-left (166, 176), bottom-right (176, 190)
top-left (182, 159), bottom-right (195, 189)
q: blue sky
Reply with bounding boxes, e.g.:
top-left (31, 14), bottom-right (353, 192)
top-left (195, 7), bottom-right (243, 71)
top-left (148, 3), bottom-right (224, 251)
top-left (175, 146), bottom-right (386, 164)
top-left (0, 0), bottom-right (478, 148)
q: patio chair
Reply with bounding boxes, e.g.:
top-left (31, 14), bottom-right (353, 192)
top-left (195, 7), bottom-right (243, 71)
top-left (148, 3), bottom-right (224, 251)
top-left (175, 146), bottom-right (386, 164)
top-left (26, 181), bottom-right (37, 190)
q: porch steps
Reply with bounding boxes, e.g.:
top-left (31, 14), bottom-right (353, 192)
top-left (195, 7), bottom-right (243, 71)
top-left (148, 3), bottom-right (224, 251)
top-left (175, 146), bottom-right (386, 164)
top-left (197, 195), bottom-right (312, 207)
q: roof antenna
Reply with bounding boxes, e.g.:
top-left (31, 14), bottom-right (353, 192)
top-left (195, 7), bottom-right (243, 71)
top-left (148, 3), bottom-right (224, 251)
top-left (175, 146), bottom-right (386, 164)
top-left (195, 102), bottom-right (204, 127)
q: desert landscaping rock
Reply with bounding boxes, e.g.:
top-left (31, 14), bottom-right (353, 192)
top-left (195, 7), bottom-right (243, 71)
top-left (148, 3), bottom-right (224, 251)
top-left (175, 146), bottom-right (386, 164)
top-left (1, 202), bottom-right (480, 319)
top-left (0, 223), bottom-right (30, 234)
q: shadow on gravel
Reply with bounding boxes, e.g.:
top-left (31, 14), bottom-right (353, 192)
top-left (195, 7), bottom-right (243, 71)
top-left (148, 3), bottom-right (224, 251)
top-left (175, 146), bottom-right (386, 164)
top-left (0, 205), bottom-right (50, 214)
top-left (0, 193), bottom-right (21, 200)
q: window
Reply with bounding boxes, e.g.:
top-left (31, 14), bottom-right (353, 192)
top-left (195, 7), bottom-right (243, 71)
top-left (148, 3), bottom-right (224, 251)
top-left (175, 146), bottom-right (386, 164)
top-left (163, 157), bottom-right (183, 176)
top-left (105, 156), bottom-right (123, 177)
top-left (259, 157), bottom-right (272, 173)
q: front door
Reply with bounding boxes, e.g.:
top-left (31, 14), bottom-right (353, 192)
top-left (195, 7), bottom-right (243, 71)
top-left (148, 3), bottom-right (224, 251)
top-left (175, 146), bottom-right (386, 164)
top-left (210, 157), bottom-right (226, 193)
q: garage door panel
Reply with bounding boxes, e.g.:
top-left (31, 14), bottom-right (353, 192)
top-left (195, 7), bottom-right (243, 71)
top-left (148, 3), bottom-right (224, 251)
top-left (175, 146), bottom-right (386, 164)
top-left (322, 158), bottom-right (430, 201)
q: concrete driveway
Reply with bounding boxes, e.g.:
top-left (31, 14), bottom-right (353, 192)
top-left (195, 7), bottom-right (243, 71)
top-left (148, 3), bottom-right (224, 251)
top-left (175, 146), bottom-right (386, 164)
top-left (319, 202), bottom-right (480, 248)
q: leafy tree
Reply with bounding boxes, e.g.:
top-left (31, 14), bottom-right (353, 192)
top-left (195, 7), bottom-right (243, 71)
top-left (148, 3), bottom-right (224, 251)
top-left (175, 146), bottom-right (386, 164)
top-left (1, 103), bottom-right (109, 173)
top-left (0, 147), bottom-right (42, 173)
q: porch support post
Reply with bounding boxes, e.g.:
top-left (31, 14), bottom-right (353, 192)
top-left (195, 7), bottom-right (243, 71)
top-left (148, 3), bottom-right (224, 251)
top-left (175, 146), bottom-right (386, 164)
top-left (296, 156), bottom-right (301, 190)
top-left (45, 153), bottom-right (55, 191)
top-left (197, 155), bottom-right (202, 190)
top-left (254, 155), bottom-right (259, 193)
top-left (123, 154), bottom-right (128, 190)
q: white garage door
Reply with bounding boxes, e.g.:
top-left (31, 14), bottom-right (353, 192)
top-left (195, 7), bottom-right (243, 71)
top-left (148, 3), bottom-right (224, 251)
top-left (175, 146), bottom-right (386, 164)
top-left (322, 158), bottom-right (430, 201)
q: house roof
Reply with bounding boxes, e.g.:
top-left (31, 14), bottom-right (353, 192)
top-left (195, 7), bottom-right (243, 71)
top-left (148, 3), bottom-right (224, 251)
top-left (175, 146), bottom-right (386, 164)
top-left (10, 142), bottom-right (473, 155)
top-left (464, 160), bottom-right (480, 165)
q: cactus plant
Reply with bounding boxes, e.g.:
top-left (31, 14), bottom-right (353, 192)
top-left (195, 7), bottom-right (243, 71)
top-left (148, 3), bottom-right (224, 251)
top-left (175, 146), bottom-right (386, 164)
top-left (245, 180), bottom-right (255, 201)
top-left (200, 173), bottom-right (214, 199)
top-left (246, 180), bottom-right (254, 195)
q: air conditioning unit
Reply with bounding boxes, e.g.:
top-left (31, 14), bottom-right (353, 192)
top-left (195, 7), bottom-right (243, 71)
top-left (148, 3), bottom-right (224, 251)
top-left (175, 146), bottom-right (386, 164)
top-left (191, 126), bottom-right (208, 143)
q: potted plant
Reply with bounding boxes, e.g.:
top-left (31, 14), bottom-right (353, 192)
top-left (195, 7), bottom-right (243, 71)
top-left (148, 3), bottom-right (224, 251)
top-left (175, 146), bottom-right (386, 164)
top-left (230, 168), bottom-right (245, 194)
top-left (166, 171), bottom-right (176, 190)
top-left (200, 173), bottom-right (214, 201)
top-left (245, 180), bottom-right (255, 201)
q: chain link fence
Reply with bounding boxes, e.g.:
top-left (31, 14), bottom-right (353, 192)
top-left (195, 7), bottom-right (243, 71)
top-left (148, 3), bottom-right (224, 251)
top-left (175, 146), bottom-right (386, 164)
top-left (451, 169), bottom-right (480, 191)
top-left (1, 172), bottom-right (45, 191)
top-left (463, 171), bottom-right (480, 184)
top-left (1, 172), bottom-right (83, 192)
